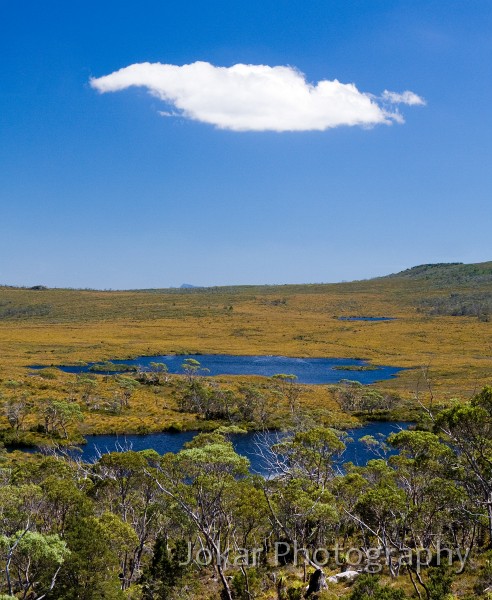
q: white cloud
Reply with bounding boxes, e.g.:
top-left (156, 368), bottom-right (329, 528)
top-left (381, 90), bottom-right (426, 106)
top-left (90, 61), bottom-right (425, 132)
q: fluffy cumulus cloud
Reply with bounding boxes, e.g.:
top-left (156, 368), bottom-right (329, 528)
top-left (90, 61), bottom-right (425, 132)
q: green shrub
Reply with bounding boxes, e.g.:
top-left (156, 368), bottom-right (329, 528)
top-left (424, 565), bottom-right (454, 600)
top-left (348, 574), bottom-right (407, 600)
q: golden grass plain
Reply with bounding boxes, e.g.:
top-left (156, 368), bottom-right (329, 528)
top-left (0, 268), bottom-right (490, 435)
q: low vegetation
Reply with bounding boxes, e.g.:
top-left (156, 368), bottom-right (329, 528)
top-left (0, 262), bottom-right (490, 597)
top-left (0, 362), bottom-right (378, 448)
top-left (1, 387), bottom-right (492, 598)
top-left (418, 292), bottom-right (491, 320)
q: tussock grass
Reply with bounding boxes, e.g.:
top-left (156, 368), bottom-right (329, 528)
top-left (0, 263), bottom-right (490, 435)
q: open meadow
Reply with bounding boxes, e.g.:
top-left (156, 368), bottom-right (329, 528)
top-left (0, 262), bottom-right (490, 437)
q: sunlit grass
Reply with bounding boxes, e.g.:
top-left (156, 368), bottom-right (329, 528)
top-left (0, 267), bottom-right (490, 436)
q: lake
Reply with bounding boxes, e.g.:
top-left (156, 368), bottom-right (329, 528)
top-left (72, 421), bottom-right (410, 474)
top-left (30, 354), bottom-right (403, 385)
top-left (338, 316), bottom-right (396, 322)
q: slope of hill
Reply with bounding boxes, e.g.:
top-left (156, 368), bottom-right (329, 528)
top-left (386, 261), bottom-right (492, 286)
top-left (382, 261), bottom-right (492, 320)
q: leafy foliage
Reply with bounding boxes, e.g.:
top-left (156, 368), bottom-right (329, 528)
top-left (347, 574), bottom-right (407, 599)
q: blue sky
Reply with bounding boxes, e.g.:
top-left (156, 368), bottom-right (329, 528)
top-left (1, 0), bottom-right (491, 288)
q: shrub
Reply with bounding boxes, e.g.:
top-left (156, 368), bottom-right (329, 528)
top-left (347, 574), bottom-right (407, 600)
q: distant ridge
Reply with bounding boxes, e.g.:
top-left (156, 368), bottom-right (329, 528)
top-left (2, 261), bottom-right (491, 292)
top-left (388, 263), bottom-right (463, 277)
top-left (385, 261), bottom-right (492, 286)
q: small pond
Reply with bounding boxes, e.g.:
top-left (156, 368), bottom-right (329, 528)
top-left (72, 421), bottom-right (410, 474)
top-left (338, 317), bottom-right (396, 322)
top-left (30, 354), bottom-right (403, 385)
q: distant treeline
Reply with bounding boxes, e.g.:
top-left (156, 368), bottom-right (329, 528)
top-left (0, 301), bottom-right (52, 320)
top-left (418, 292), bottom-right (491, 321)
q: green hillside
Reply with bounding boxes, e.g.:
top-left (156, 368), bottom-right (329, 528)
top-left (386, 260), bottom-right (492, 286)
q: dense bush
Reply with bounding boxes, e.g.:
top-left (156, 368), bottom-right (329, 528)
top-left (418, 292), bottom-right (491, 320)
top-left (0, 302), bottom-right (52, 319)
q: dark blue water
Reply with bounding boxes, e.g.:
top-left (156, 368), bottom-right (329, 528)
top-left (338, 317), bottom-right (396, 322)
top-left (72, 421), bottom-right (410, 474)
top-left (30, 354), bottom-right (402, 385)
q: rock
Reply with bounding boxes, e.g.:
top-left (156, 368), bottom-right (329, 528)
top-left (327, 570), bottom-right (360, 584)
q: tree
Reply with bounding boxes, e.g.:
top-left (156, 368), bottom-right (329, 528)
top-left (261, 428), bottom-right (344, 577)
top-left (271, 427), bottom-right (346, 487)
top-left (151, 431), bottom-right (249, 600)
top-left (340, 459), bottom-right (406, 577)
top-left (388, 430), bottom-right (466, 551)
top-left (181, 358), bottom-right (208, 381)
top-left (75, 375), bottom-right (98, 407)
top-left (136, 363), bottom-right (169, 385)
top-left (0, 531), bottom-right (69, 599)
top-left (335, 381), bottom-right (399, 414)
top-left (271, 374), bottom-right (302, 418)
top-left (178, 379), bottom-right (237, 420)
top-left (434, 386), bottom-right (492, 544)
top-left (93, 450), bottom-right (162, 589)
top-left (43, 400), bottom-right (83, 438)
top-left (56, 514), bottom-right (128, 600)
top-left (149, 362), bottom-right (169, 380)
top-left (41, 476), bottom-right (92, 536)
top-left (422, 565), bottom-right (454, 600)
top-left (237, 385), bottom-right (273, 427)
top-left (141, 537), bottom-right (189, 599)
top-left (4, 397), bottom-right (30, 432)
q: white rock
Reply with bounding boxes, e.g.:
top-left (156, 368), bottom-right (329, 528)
top-left (327, 570), bottom-right (360, 584)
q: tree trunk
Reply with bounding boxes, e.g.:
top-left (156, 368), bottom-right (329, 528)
top-left (216, 559), bottom-right (233, 600)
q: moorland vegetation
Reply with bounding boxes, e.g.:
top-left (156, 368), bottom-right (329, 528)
top-left (0, 262), bottom-right (490, 598)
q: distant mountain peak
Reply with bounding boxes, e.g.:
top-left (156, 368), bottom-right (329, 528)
top-left (180, 283), bottom-right (197, 289)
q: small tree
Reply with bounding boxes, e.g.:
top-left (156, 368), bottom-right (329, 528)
top-left (43, 400), bottom-right (83, 438)
top-left (237, 385), bottom-right (273, 427)
top-left (0, 531), bottom-right (69, 599)
top-left (181, 358), bottom-right (207, 381)
top-left (4, 397), bottom-right (30, 431)
top-left (141, 537), bottom-right (189, 599)
top-left (271, 374), bottom-right (302, 418)
top-left (149, 362), bottom-right (169, 380)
